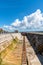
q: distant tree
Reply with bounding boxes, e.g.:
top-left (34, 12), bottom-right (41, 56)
top-left (0, 28), bottom-right (8, 33)
top-left (15, 30), bottom-right (19, 33)
top-left (0, 28), bottom-right (3, 33)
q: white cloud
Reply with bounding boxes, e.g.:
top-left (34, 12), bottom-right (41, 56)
top-left (3, 9), bottom-right (43, 32)
top-left (11, 19), bottom-right (21, 27)
top-left (3, 25), bottom-right (15, 31)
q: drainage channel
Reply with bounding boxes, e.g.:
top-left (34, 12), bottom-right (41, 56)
top-left (22, 36), bottom-right (28, 65)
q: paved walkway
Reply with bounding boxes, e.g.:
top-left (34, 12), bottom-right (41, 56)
top-left (25, 37), bottom-right (41, 65)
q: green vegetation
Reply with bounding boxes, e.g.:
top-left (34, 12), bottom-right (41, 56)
top-left (0, 29), bottom-right (3, 33)
top-left (0, 53), bottom-right (2, 65)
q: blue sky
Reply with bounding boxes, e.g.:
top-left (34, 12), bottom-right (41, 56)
top-left (0, 0), bottom-right (43, 32)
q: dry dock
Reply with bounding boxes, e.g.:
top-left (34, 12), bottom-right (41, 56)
top-left (0, 33), bottom-right (43, 65)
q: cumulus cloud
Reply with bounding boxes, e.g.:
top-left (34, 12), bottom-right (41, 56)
top-left (3, 25), bottom-right (16, 32)
top-left (11, 19), bottom-right (21, 27)
top-left (3, 9), bottom-right (43, 32)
